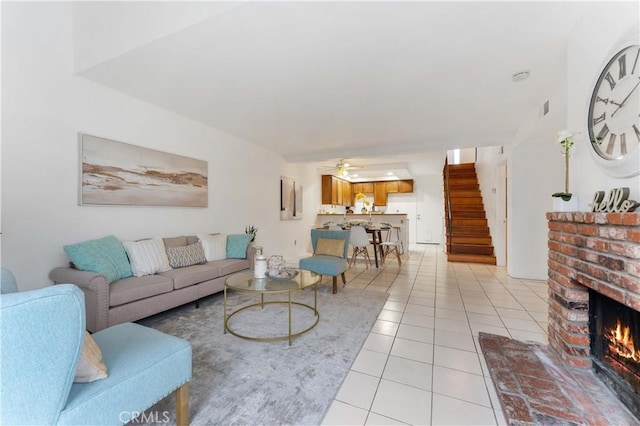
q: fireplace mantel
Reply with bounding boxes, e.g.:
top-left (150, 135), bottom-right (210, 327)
top-left (546, 211), bottom-right (640, 368)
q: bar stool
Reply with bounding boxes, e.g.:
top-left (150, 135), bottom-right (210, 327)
top-left (391, 226), bottom-right (404, 254)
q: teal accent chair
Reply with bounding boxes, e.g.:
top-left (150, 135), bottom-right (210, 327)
top-left (0, 282), bottom-right (192, 425)
top-left (299, 229), bottom-right (350, 294)
top-left (0, 267), bottom-right (18, 294)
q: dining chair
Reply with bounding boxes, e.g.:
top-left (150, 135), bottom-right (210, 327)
top-left (380, 238), bottom-right (402, 266)
top-left (349, 225), bottom-right (372, 268)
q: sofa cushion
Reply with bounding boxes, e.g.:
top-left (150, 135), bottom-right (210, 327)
top-left (109, 275), bottom-right (174, 307)
top-left (198, 233), bottom-right (227, 261)
top-left (122, 238), bottom-right (171, 277)
top-left (211, 259), bottom-right (250, 277)
top-left (226, 234), bottom-right (253, 259)
top-left (160, 264), bottom-right (220, 290)
top-left (64, 236), bottom-right (133, 284)
top-left (166, 242), bottom-right (207, 269)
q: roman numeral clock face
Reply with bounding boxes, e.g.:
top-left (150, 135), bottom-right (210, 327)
top-left (588, 44), bottom-right (640, 177)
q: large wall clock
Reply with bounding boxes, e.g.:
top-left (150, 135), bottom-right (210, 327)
top-left (587, 38), bottom-right (640, 178)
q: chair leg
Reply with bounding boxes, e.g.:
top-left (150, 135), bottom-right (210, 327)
top-left (332, 276), bottom-right (338, 294)
top-left (341, 272), bottom-right (346, 285)
top-left (395, 249), bottom-right (402, 266)
top-left (176, 383), bottom-right (189, 426)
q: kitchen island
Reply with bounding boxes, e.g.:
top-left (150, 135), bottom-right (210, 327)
top-left (315, 213), bottom-right (409, 255)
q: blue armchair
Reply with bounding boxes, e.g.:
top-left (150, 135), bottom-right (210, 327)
top-left (0, 282), bottom-right (192, 425)
top-left (299, 229), bottom-right (350, 294)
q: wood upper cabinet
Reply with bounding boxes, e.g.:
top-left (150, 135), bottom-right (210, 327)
top-left (321, 175), bottom-right (352, 206)
top-left (343, 181), bottom-right (352, 206)
top-left (322, 176), bottom-right (412, 206)
top-left (386, 181), bottom-right (399, 193)
top-left (399, 180), bottom-right (414, 193)
top-left (374, 182), bottom-right (387, 206)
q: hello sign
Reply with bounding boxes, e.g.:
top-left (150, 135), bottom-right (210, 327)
top-left (591, 187), bottom-right (640, 213)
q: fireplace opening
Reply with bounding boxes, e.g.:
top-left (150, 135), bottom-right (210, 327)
top-left (589, 289), bottom-right (640, 417)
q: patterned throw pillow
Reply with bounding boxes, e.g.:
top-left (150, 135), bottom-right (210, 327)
top-left (197, 233), bottom-right (227, 261)
top-left (122, 238), bottom-right (172, 277)
top-left (167, 242), bottom-right (207, 268)
top-left (226, 234), bottom-right (253, 259)
top-left (64, 236), bottom-right (133, 284)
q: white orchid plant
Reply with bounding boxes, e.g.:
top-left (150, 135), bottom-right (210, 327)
top-left (552, 130), bottom-right (577, 201)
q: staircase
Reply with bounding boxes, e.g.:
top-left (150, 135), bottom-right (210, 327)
top-left (443, 162), bottom-right (496, 265)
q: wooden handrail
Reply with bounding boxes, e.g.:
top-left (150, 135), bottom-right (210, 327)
top-left (443, 158), bottom-right (452, 254)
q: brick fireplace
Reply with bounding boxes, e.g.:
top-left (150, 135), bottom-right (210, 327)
top-left (547, 212), bottom-right (640, 367)
top-left (547, 212), bottom-right (640, 415)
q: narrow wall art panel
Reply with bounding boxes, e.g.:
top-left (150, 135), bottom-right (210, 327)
top-left (79, 133), bottom-right (208, 207)
top-left (280, 176), bottom-right (303, 220)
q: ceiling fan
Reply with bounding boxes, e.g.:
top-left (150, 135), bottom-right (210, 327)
top-left (319, 159), bottom-right (363, 177)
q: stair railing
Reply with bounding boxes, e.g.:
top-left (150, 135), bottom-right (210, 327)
top-left (443, 158), bottom-right (452, 254)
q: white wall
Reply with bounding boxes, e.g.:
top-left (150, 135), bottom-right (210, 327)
top-left (2, 2), bottom-right (316, 290)
top-left (475, 145), bottom-right (507, 266)
top-left (566, 2), bottom-right (640, 206)
top-left (506, 1), bottom-right (639, 279)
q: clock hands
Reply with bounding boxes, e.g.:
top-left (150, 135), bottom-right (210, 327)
top-left (611, 79), bottom-right (640, 117)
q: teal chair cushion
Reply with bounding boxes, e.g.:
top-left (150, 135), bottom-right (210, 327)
top-left (59, 323), bottom-right (192, 425)
top-left (299, 254), bottom-right (347, 276)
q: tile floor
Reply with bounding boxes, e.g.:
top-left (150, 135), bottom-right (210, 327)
top-left (321, 244), bottom-right (550, 426)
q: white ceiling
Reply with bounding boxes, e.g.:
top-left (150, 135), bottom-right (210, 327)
top-left (75, 1), bottom-right (590, 178)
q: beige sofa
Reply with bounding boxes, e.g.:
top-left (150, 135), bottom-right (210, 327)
top-left (49, 235), bottom-right (255, 332)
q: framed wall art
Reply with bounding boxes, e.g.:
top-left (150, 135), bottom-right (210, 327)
top-left (79, 133), bottom-right (208, 207)
top-left (280, 176), bottom-right (303, 220)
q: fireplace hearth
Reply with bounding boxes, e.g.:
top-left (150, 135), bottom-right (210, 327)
top-left (590, 289), bottom-right (640, 417)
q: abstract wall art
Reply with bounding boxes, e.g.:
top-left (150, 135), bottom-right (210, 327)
top-left (79, 133), bottom-right (208, 207)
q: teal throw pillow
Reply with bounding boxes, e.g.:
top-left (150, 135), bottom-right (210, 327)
top-left (64, 236), bottom-right (133, 284)
top-left (226, 234), bottom-right (253, 259)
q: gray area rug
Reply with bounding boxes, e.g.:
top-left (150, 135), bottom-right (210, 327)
top-left (138, 285), bottom-right (388, 425)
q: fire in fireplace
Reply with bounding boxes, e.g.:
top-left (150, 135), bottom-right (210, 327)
top-left (590, 289), bottom-right (640, 418)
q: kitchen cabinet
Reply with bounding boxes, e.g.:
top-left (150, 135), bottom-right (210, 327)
top-left (374, 182), bottom-right (388, 206)
top-left (399, 180), bottom-right (414, 193)
top-left (323, 176), bottom-right (413, 206)
top-left (322, 175), bottom-right (351, 206)
top-left (342, 181), bottom-right (352, 206)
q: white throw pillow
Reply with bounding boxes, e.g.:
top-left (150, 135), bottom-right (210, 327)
top-left (122, 238), bottom-right (172, 277)
top-left (198, 233), bottom-right (227, 261)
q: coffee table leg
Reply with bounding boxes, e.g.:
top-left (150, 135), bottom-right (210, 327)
top-left (223, 286), bottom-right (227, 334)
top-left (288, 292), bottom-right (292, 346)
top-left (314, 283), bottom-right (318, 317)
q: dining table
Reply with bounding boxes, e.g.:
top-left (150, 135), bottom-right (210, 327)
top-left (365, 226), bottom-right (390, 268)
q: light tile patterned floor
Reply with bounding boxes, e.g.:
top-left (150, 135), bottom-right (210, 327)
top-left (322, 244), bottom-right (549, 426)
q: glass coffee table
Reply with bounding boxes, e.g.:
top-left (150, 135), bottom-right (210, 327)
top-left (223, 269), bottom-right (321, 345)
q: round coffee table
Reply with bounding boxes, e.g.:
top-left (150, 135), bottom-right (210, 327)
top-left (223, 269), bottom-right (321, 345)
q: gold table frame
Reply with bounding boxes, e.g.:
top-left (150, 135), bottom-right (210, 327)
top-left (223, 269), bottom-right (321, 345)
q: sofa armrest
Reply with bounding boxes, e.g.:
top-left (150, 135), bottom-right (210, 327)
top-left (49, 267), bottom-right (110, 332)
